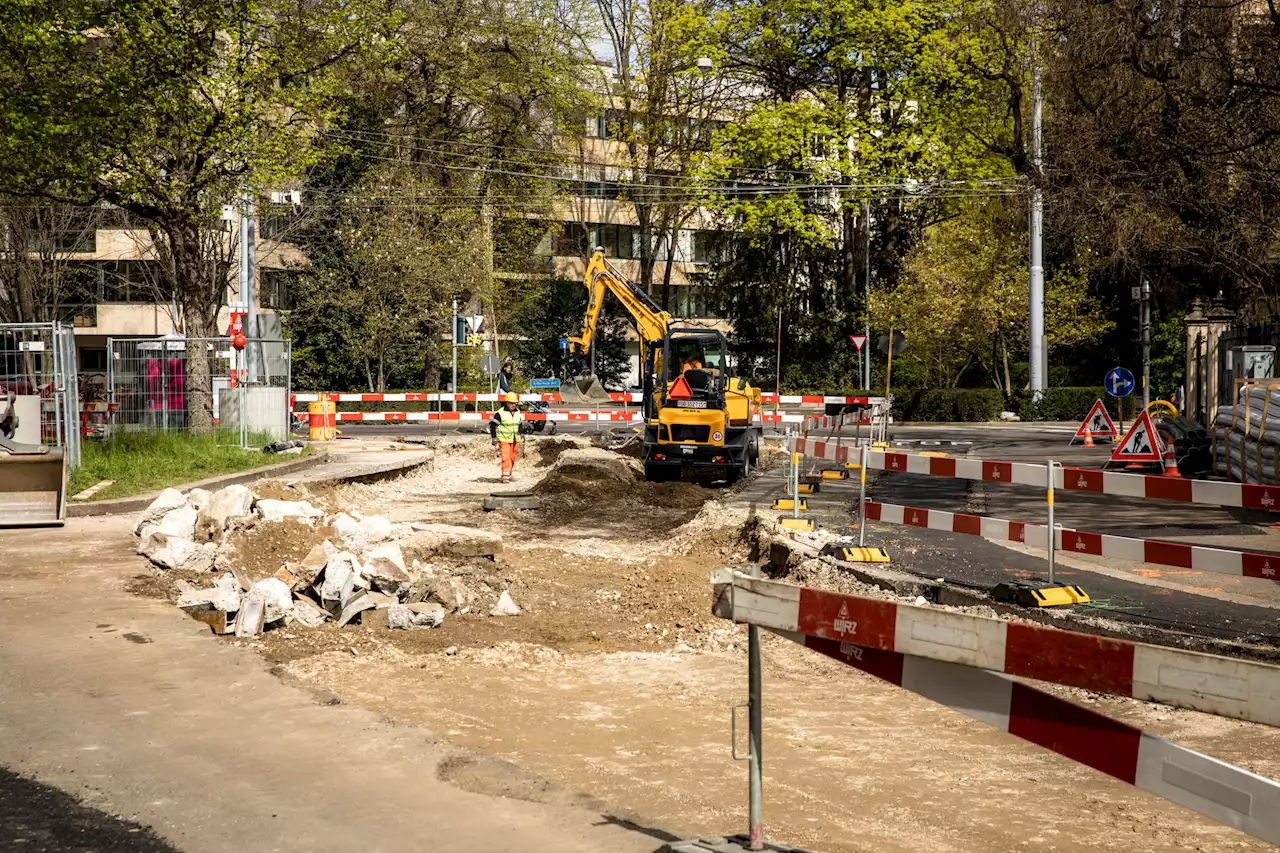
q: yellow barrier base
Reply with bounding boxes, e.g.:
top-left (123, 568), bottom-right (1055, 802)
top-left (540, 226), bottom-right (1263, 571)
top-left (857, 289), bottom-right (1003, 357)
top-left (832, 546), bottom-right (891, 564)
top-left (871, 441), bottom-right (890, 451)
top-left (842, 462), bottom-right (862, 470)
top-left (920, 451), bottom-right (950, 458)
top-left (797, 483), bottom-right (818, 494)
top-left (821, 470), bottom-right (848, 480)
top-left (777, 518), bottom-right (815, 532)
top-left (993, 582), bottom-right (1090, 608)
top-left (771, 498), bottom-right (807, 511)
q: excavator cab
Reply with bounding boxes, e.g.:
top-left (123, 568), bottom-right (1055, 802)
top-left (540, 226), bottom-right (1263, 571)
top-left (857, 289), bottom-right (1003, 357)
top-left (0, 388), bottom-right (67, 527)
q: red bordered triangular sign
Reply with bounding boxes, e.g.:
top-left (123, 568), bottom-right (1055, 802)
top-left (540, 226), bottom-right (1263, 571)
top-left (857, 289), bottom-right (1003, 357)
top-left (849, 335), bottom-right (867, 352)
top-left (1074, 399), bottom-right (1118, 441)
top-left (1111, 410), bottom-right (1163, 463)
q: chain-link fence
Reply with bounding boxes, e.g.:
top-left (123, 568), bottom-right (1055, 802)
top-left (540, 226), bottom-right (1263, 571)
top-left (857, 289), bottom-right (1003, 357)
top-left (0, 322), bottom-right (81, 466)
top-left (107, 336), bottom-right (292, 442)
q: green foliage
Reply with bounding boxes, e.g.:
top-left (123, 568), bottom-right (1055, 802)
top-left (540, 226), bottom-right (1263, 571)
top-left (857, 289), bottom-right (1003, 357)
top-left (70, 431), bottom-right (295, 500)
top-left (892, 389), bottom-right (1004, 422)
top-left (509, 278), bottom-right (631, 390)
top-left (1015, 387), bottom-right (1140, 423)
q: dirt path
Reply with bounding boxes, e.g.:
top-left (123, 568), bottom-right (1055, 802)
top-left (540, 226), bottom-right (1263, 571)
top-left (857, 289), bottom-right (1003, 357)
top-left (51, 433), bottom-right (1280, 852)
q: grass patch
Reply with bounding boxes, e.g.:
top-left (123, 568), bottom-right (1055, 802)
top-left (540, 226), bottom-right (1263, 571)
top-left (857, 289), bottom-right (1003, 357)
top-left (70, 431), bottom-right (309, 501)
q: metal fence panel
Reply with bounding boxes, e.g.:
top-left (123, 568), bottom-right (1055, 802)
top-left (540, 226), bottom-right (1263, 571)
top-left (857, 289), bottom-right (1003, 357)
top-left (107, 336), bottom-right (291, 442)
top-left (0, 322), bottom-right (80, 466)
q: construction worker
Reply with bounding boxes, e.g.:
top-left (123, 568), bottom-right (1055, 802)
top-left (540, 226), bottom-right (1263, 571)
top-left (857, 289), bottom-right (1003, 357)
top-left (497, 360), bottom-right (514, 395)
top-left (488, 392), bottom-right (523, 483)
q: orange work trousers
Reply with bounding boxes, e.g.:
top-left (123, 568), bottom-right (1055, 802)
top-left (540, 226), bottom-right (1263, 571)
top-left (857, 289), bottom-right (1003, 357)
top-left (499, 440), bottom-right (518, 479)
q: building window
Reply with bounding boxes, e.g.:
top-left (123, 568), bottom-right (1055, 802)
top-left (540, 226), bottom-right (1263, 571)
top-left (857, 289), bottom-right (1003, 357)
top-left (553, 223), bottom-right (590, 257)
top-left (260, 270), bottom-right (297, 310)
top-left (692, 231), bottom-right (728, 264)
top-left (259, 205), bottom-right (300, 240)
top-left (55, 227), bottom-right (96, 253)
top-left (80, 348), bottom-right (108, 371)
top-left (593, 223), bottom-right (637, 260)
top-left (672, 286), bottom-right (713, 318)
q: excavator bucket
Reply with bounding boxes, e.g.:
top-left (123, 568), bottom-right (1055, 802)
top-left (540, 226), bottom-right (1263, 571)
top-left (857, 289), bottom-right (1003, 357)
top-left (0, 390), bottom-right (67, 527)
top-left (0, 444), bottom-right (67, 527)
top-left (558, 374), bottom-right (611, 405)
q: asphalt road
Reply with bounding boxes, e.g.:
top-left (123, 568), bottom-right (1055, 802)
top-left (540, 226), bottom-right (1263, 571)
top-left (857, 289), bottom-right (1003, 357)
top-left (0, 766), bottom-right (182, 853)
top-left (741, 425), bottom-right (1280, 646)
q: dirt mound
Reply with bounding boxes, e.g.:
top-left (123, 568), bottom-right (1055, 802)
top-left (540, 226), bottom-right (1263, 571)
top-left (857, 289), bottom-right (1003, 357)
top-left (642, 481), bottom-right (711, 510)
top-left (532, 448), bottom-right (640, 497)
top-left (532, 438), bottom-right (581, 467)
top-left (221, 518), bottom-right (333, 582)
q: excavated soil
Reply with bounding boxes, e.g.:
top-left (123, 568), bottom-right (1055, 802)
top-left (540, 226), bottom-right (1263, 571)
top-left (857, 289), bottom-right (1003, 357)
top-left (223, 518), bottom-right (335, 583)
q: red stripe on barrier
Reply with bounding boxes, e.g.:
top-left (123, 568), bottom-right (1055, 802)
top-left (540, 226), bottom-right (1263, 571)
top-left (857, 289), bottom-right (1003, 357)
top-left (953, 513), bottom-right (982, 537)
top-left (835, 445), bottom-right (851, 464)
top-left (865, 502), bottom-right (884, 521)
top-left (387, 412), bottom-right (407, 421)
top-left (1243, 485), bottom-right (1280, 511)
top-left (884, 452), bottom-right (909, 472)
top-left (929, 456), bottom-right (957, 478)
top-left (1143, 540), bottom-right (1194, 569)
top-left (1060, 530), bottom-right (1103, 556)
top-left (903, 507), bottom-right (929, 528)
top-left (796, 587), bottom-right (897, 647)
top-left (1004, 622), bottom-right (1135, 697)
top-left (360, 394), bottom-right (379, 401)
top-left (1009, 521), bottom-right (1027, 543)
top-left (1242, 553), bottom-right (1280, 580)
top-left (1145, 477), bottom-right (1193, 503)
top-left (1007, 682), bottom-right (1142, 784)
top-left (805, 635), bottom-right (907, 686)
top-left (1062, 467), bottom-right (1103, 493)
top-left (982, 460), bottom-right (1013, 483)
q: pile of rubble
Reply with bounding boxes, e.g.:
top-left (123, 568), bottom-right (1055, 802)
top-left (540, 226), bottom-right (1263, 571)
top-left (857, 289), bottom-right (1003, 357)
top-left (133, 484), bottom-right (520, 637)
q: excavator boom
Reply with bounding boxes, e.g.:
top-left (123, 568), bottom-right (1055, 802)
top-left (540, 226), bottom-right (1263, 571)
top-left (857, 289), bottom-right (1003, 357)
top-left (568, 250), bottom-right (670, 356)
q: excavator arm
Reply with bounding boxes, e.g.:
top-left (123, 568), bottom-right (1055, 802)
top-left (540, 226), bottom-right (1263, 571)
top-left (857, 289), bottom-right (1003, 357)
top-left (569, 249), bottom-right (670, 355)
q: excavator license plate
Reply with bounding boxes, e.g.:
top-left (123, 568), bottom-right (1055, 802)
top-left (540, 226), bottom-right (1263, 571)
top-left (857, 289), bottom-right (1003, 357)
top-left (675, 400), bottom-right (707, 408)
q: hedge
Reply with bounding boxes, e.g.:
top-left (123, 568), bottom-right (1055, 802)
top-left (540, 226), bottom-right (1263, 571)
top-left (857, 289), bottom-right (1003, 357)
top-left (1014, 387), bottom-right (1138, 422)
top-left (891, 389), bottom-right (1005, 422)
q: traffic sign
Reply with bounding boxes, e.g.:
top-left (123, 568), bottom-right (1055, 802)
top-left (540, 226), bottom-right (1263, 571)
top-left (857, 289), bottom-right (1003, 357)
top-left (529, 379), bottom-right (560, 389)
top-left (1111, 410), bottom-right (1163, 465)
top-left (877, 331), bottom-right (906, 356)
top-left (1073, 399), bottom-right (1118, 441)
top-left (1105, 367), bottom-right (1135, 398)
top-left (559, 338), bottom-right (570, 351)
top-left (481, 354), bottom-right (501, 375)
top-left (849, 335), bottom-right (867, 352)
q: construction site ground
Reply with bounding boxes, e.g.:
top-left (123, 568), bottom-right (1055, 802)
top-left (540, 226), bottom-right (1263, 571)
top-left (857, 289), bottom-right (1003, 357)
top-left (3, 428), bottom-right (1280, 853)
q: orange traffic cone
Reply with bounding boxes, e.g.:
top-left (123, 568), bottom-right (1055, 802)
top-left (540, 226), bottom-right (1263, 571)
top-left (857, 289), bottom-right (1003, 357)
top-left (1081, 427), bottom-right (1095, 447)
top-left (1163, 439), bottom-right (1181, 477)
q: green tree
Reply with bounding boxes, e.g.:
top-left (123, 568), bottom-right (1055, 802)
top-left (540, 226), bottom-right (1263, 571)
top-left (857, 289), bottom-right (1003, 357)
top-left (511, 278), bottom-right (631, 390)
top-left (0, 0), bottom-right (393, 427)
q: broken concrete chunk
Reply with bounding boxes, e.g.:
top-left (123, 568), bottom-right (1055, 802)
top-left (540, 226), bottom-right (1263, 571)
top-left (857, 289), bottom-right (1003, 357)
top-left (362, 543), bottom-right (412, 595)
top-left (156, 506), bottom-right (198, 540)
top-left (331, 512), bottom-right (396, 555)
top-left (291, 595), bottom-right (330, 628)
top-left (318, 551), bottom-right (361, 602)
top-left (336, 591), bottom-right (395, 627)
top-left (134, 488), bottom-right (187, 536)
top-left (196, 485), bottom-right (255, 541)
top-left (176, 573), bottom-right (243, 612)
top-left (234, 598), bottom-right (265, 637)
top-left (490, 590), bottom-right (521, 617)
top-left (401, 524), bottom-right (503, 560)
top-left (256, 499), bottom-right (323, 523)
top-left (247, 577), bottom-right (294, 623)
top-left (184, 487), bottom-right (213, 512)
top-left (138, 531), bottom-right (215, 572)
top-left (388, 602), bottom-right (445, 630)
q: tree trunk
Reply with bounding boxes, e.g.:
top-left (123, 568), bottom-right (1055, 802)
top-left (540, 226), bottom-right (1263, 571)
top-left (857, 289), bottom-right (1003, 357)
top-left (169, 222), bottom-right (218, 433)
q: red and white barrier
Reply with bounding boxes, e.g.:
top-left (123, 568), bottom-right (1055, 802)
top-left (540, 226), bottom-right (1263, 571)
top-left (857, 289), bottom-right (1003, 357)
top-left (787, 440), bottom-right (1280, 512)
top-left (295, 391), bottom-right (877, 407)
top-left (773, 628), bottom-right (1280, 846)
top-left (866, 501), bottom-right (1280, 582)
top-left (292, 409), bottom-right (830, 425)
top-left (712, 571), bottom-right (1280, 727)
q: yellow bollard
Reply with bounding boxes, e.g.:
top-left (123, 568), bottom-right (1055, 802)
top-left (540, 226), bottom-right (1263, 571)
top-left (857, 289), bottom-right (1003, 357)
top-left (308, 394), bottom-right (337, 441)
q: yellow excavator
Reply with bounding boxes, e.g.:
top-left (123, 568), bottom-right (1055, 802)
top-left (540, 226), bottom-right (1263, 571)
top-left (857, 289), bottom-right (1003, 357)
top-left (569, 248), bottom-right (762, 483)
top-left (0, 388), bottom-right (67, 526)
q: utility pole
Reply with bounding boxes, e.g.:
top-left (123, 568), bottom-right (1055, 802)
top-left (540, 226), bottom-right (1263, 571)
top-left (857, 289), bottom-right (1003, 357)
top-left (1028, 66), bottom-right (1046, 400)
top-left (451, 299), bottom-right (459, 413)
top-left (1141, 279), bottom-right (1152, 409)
top-left (240, 190), bottom-right (259, 384)
top-left (863, 199), bottom-right (872, 391)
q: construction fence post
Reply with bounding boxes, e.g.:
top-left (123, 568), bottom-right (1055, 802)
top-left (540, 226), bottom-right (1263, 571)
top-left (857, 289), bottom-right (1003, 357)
top-left (1047, 459), bottom-right (1056, 585)
top-left (746, 561), bottom-right (764, 851)
top-left (858, 444), bottom-right (869, 547)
